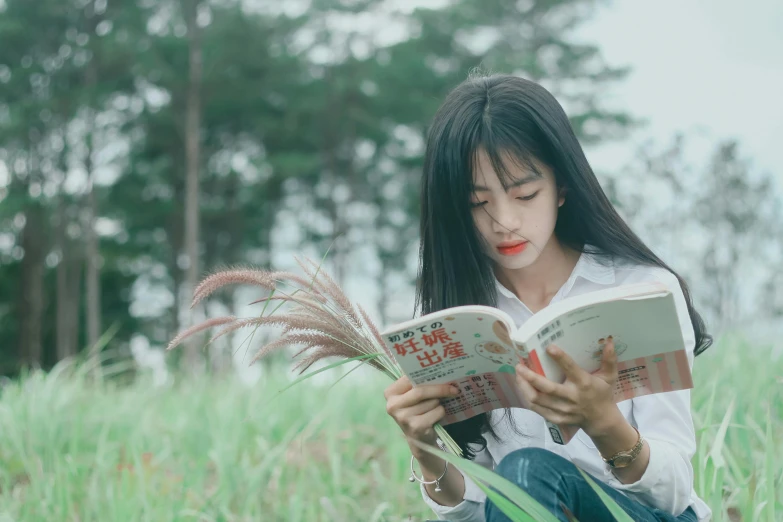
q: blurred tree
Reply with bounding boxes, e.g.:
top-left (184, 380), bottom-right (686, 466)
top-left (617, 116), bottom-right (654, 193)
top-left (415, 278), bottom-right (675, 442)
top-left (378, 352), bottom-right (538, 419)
top-left (696, 142), bottom-right (781, 326)
top-left (0, 0), bottom-right (65, 370)
top-left (104, 0), bottom-right (312, 371)
top-left (0, 0), bottom-right (638, 373)
top-left (180, 0), bottom-right (205, 373)
top-left (272, 0), bottom-right (635, 325)
top-left (618, 136), bottom-right (783, 330)
top-left (0, 0), bottom-right (149, 373)
top-left (4, 0), bottom-right (777, 377)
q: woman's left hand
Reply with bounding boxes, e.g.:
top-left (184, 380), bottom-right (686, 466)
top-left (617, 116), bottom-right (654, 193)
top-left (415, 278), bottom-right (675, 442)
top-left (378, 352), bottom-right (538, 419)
top-left (515, 337), bottom-right (619, 436)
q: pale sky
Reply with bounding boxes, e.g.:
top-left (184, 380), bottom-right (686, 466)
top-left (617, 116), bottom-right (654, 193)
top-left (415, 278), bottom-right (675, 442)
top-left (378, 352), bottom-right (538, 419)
top-left (173, 0), bottom-right (783, 377)
top-left (578, 0), bottom-right (783, 184)
top-left (380, 0), bottom-right (783, 183)
top-left (282, 0), bottom-right (783, 329)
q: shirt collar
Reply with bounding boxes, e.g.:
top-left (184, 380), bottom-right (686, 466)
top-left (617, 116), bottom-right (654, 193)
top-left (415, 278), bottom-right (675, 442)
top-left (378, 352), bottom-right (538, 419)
top-left (555, 249), bottom-right (615, 298)
top-left (573, 249), bottom-right (616, 285)
top-left (494, 248), bottom-right (616, 299)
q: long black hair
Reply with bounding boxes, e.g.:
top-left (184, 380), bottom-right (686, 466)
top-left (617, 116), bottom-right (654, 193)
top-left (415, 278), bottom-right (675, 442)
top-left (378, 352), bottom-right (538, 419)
top-left (416, 73), bottom-right (712, 459)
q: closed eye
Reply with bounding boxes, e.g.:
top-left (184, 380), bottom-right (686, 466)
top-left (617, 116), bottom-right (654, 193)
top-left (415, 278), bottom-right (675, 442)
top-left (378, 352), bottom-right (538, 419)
top-left (470, 201), bottom-right (488, 208)
top-left (517, 191), bottom-right (539, 201)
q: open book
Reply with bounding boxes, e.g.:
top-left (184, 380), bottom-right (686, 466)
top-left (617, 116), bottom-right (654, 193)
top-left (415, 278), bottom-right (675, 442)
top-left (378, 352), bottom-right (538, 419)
top-left (380, 282), bottom-right (693, 445)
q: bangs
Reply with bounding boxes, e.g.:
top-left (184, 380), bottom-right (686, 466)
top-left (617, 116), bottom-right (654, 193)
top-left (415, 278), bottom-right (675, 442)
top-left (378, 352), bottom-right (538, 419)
top-left (467, 122), bottom-right (550, 192)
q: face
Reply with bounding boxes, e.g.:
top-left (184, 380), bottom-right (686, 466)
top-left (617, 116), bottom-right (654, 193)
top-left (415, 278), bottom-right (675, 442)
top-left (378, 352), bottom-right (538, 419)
top-left (470, 148), bottom-right (564, 270)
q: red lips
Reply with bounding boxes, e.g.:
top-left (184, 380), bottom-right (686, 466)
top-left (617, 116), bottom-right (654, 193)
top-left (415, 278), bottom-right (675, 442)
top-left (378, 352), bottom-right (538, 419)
top-left (496, 241), bottom-right (528, 256)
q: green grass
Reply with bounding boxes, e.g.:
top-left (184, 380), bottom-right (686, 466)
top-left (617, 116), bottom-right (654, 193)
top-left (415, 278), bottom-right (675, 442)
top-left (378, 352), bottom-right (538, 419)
top-left (0, 337), bottom-right (780, 521)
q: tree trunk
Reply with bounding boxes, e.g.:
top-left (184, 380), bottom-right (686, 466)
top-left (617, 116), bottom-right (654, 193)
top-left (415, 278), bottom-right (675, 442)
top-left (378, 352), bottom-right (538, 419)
top-left (56, 191), bottom-right (80, 361)
top-left (182, 0), bottom-right (204, 373)
top-left (85, 118), bottom-right (102, 350)
top-left (166, 174), bottom-right (185, 345)
top-left (18, 200), bottom-right (46, 369)
top-left (67, 247), bottom-right (83, 356)
top-left (84, 6), bottom-right (102, 353)
top-left (56, 134), bottom-right (73, 362)
top-left (56, 201), bottom-right (69, 361)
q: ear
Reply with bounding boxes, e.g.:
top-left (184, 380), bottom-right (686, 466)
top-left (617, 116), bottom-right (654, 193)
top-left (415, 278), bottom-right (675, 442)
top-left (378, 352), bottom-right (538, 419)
top-left (557, 186), bottom-right (567, 207)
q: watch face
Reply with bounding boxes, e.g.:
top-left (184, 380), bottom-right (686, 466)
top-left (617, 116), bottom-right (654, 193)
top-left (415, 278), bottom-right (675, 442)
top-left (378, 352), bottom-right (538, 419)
top-left (612, 455), bottom-right (633, 468)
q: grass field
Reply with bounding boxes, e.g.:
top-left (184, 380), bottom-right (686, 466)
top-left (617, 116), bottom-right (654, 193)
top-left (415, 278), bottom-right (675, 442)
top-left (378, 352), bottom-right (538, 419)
top-left (0, 336), bottom-right (780, 522)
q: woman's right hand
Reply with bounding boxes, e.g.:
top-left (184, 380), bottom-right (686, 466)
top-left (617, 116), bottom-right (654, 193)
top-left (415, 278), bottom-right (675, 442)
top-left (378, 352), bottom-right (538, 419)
top-left (385, 377), bottom-right (467, 505)
top-left (384, 376), bottom-right (461, 453)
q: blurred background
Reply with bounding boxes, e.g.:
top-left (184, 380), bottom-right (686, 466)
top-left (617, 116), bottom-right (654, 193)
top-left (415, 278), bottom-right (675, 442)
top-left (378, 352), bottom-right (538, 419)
top-left (1, 0), bottom-right (781, 380)
top-left (1, 1), bottom-right (782, 520)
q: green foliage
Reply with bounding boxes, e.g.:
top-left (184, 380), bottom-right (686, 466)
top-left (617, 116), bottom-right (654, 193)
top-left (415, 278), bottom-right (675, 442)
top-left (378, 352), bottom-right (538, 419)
top-left (0, 0), bottom-right (633, 373)
top-left (0, 337), bottom-right (779, 521)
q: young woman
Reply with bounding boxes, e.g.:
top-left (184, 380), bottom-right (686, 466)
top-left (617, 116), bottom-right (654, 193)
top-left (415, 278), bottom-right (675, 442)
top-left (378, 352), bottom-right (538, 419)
top-left (384, 74), bottom-right (712, 522)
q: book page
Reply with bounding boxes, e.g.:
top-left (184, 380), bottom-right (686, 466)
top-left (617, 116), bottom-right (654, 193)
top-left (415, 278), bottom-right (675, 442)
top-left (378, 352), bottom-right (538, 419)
top-left (522, 291), bottom-right (693, 401)
top-left (514, 281), bottom-right (669, 344)
top-left (382, 309), bottom-right (526, 424)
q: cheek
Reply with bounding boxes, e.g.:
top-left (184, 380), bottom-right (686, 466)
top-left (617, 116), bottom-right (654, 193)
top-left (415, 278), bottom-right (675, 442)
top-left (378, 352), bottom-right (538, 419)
top-left (531, 195), bottom-right (559, 228)
top-left (472, 212), bottom-right (493, 238)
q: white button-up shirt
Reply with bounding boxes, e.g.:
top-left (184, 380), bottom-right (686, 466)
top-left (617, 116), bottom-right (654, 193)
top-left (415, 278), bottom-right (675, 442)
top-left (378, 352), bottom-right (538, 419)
top-left (421, 250), bottom-right (712, 521)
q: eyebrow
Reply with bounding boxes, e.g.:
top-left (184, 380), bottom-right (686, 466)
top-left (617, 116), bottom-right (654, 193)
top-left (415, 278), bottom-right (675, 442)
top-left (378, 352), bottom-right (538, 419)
top-left (472, 174), bottom-right (541, 192)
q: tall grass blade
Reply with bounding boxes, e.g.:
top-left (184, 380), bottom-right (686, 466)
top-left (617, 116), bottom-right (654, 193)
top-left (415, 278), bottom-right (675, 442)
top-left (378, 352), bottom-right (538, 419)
top-left (709, 398), bottom-right (735, 469)
top-left (271, 353), bottom-right (385, 399)
top-left (473, 481), bottom-right (538, 522)
top-left (577, 469), bottom-right (634, 522)
top-left (409, 440), bottom-right (560, 522)
top-left (765, 400), bottom-right (776, 522)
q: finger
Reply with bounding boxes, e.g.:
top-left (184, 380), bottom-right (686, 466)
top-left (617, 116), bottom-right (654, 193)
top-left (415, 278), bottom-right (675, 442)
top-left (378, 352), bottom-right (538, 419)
top-left (599, 337), bottom-right (618, 379)
top-left (547, 344), bottom-right (589, 385)
top-left (527, 401), bottom-right (569, 426)
top-left (517, 367), bottom-right (572, 409)
top-left (384, 376), bottom-right (412, 399)
top-left (398, 398), bottom-right (443, 418)
top-left (529, 390), bottom-right (572, 412)
top-left (399, 383), bottom-right (460, 408)
top-left (517, 364), bottom-right (565, 396)
top-left (515, 370), bottom-right (539, 404)
top-left (408, 404), bottom-right (447, 436)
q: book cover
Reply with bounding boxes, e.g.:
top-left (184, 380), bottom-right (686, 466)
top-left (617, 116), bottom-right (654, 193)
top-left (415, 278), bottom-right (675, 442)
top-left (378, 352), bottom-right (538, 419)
top-left (381, 283), bottom-right (693, 444)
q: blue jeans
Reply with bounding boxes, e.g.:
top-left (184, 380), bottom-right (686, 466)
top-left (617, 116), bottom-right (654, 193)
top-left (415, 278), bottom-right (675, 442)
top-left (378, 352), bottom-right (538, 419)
top-left (485, 448), bottom-right (698, 522)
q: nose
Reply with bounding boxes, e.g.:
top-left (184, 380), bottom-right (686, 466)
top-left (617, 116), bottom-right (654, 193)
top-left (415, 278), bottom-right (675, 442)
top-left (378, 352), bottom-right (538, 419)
top-left (490, 200), bottom-right (522, 234)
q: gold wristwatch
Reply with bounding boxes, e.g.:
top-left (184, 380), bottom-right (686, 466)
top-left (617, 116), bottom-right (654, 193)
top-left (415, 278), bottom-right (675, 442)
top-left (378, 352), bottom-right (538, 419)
top-left (602, 427), bottom-right (644, 468)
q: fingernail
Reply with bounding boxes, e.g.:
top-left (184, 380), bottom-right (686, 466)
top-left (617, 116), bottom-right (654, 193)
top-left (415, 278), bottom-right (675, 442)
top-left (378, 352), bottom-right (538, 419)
top-left (546, 345), bottom-right (560, 355)
top-left (450, 387), bottom-right (460, 395)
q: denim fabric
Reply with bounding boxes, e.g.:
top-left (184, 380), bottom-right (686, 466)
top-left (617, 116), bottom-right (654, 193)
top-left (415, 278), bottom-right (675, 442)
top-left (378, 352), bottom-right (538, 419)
top-left (484, 448), bottom-right (699, 522)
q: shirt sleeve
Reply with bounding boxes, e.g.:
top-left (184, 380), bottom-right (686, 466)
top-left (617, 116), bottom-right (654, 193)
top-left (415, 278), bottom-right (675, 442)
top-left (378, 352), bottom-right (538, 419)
top-left (420, 445), bottom-right (494, 522)
top-left (603, 267), bottom-right (698, 515)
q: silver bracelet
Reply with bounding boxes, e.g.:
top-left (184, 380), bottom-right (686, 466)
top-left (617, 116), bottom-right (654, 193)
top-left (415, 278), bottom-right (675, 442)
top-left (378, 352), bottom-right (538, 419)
top-left (408, 455), bottom-right (448, 492)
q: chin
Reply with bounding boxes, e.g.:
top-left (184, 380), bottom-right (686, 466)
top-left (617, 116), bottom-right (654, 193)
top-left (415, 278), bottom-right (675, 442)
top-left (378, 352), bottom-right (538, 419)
top-left (490, 249), bottom-right (539, 270)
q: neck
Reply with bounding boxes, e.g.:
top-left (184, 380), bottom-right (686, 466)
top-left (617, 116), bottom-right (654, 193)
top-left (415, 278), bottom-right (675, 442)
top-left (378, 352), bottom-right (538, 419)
top-left (494, 238), bottom-right (581, 311)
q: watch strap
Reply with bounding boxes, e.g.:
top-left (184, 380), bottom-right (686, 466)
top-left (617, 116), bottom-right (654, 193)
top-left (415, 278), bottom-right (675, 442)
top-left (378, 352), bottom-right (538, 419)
top-left (602, 426), bottom-right (644, 468)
